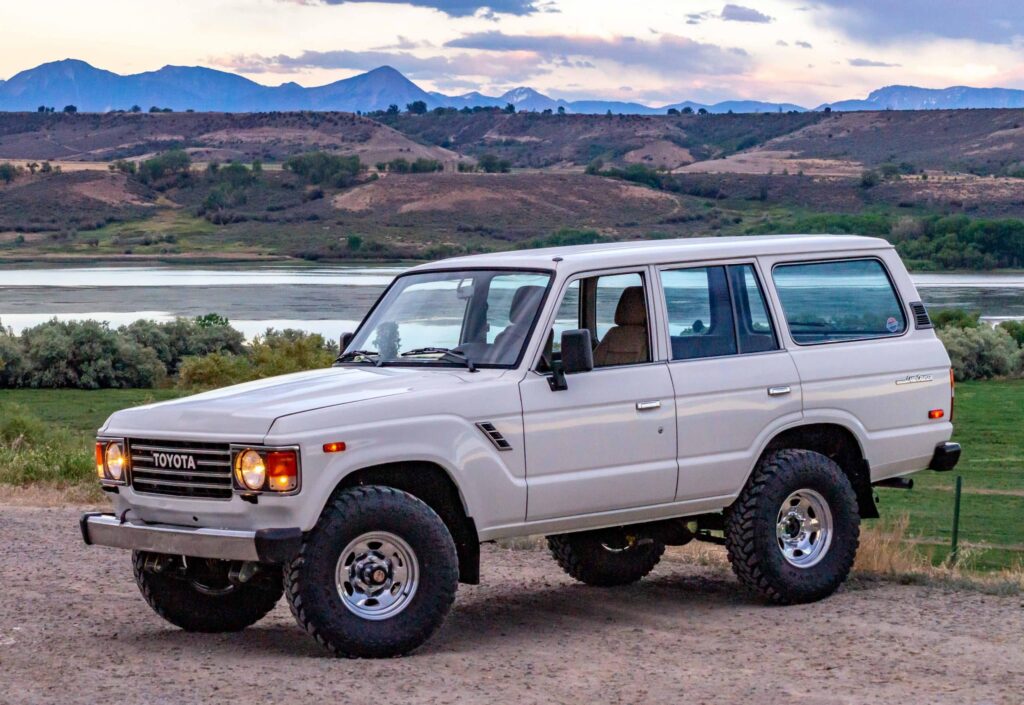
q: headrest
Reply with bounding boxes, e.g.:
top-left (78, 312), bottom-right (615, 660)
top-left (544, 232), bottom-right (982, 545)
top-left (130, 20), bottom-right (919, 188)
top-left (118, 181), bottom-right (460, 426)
top-left (509, 285), bottom-right (545, 324)
top-left (615, 286), bottom-right (647, 326)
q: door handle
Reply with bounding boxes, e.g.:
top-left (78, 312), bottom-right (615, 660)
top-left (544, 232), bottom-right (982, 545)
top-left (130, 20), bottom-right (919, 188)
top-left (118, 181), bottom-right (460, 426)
top-left (768, 386), bottom-right (792, 397)
top-left (636, 400), bottom-right (662, 411)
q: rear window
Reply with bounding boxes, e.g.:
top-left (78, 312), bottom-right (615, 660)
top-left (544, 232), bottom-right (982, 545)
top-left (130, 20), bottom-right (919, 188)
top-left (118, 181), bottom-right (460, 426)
top-left (772, 259), bottom-right (906, 344)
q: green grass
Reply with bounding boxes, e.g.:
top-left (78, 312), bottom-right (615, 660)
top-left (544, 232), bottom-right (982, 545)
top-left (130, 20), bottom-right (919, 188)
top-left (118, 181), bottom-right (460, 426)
top-left (874, 380), bottom-right (1024, 569)
top-left (1, 382), bottom-right (1021, 570)
top-left (0, 389), bottom-right (185, 488)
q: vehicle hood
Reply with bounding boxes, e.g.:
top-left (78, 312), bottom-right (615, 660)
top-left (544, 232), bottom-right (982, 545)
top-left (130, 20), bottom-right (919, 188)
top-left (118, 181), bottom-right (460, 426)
top-left (101, 366), bottom-right (487, 440)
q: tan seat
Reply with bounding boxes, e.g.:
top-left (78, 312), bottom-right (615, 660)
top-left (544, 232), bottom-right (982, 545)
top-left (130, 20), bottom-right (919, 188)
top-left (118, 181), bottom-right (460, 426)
top-left (593, 286), bottom-right (649, 367)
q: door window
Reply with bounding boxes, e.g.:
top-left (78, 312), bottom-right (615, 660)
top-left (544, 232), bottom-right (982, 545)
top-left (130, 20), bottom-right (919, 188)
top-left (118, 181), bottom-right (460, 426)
top-left (542, 272), bottom-right (651, 368)
top-left (662, 266), bottom-right (737, 360)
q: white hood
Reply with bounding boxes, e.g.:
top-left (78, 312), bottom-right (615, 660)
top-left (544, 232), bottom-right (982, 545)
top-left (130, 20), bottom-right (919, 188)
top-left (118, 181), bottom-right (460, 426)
top-left (101, 366), bottom-right (480, 440)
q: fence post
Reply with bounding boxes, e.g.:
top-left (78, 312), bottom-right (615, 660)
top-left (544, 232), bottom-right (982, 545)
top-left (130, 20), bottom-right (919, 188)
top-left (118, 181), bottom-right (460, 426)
top-left (949, 474), bottom-right (963, 564)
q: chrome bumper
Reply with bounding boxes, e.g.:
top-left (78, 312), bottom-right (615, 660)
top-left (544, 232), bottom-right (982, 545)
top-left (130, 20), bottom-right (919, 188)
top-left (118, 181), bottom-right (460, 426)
top-left (80, 513), bottom-right (302, 563)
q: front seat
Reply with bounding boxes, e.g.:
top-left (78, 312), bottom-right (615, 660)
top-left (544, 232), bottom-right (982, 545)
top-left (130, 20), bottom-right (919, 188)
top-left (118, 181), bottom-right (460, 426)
top-left (491, 285), bottom-right (546, 361)
top-left (593, 286), bottom-right (648, 367)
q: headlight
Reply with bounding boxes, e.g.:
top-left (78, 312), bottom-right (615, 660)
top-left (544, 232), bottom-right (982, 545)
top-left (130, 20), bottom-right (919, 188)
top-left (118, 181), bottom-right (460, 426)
top-left (95, 440), bottom-right (127, 485)
top-left (232, 447), bottom-right (300, 493)
top-left (235, 449), bottom-right (267, 491)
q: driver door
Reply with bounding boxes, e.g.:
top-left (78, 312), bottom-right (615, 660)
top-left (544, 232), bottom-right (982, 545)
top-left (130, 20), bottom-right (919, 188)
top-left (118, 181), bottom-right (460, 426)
top-left (519, 269), bottom-right (677, 522)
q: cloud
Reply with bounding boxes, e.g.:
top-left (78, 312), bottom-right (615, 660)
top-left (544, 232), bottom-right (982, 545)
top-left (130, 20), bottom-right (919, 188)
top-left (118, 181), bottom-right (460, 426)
top-left (848, 57), bottom-right (901, 68)
top-left (720, 4), bottom-right (772, 23)
top-left (811, 0), bottom-right (1024, 44)
top-left (776, 40), bottom-right (788, 46)
top-left (280, 0), bottom-right (542, 17)
top-left (795, 40), bottom-right (812, 48)
top-left (445, 32), bottom-right (752, 75)
top-left (216, 48), bottom-right (546, 83)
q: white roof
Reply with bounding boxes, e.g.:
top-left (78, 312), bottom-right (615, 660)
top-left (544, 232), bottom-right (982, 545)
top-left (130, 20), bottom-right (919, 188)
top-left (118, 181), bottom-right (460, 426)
top-left (410, 234), bottom-right (893, 275)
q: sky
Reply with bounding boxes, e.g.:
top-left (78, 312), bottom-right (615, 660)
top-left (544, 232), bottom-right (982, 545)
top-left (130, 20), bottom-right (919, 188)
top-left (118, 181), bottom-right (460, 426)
top-left (2, 0), bottom-right (1024, 106)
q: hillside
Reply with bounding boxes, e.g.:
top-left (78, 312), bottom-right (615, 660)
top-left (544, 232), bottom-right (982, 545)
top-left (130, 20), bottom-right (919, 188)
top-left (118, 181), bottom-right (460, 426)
top-left (0, 111), bottom-right (457, 164)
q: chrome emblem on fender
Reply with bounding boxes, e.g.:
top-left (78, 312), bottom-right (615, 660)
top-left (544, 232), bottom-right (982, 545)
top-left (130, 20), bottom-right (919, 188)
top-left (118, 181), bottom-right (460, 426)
top-left (895, 374), bottom-right (933, 386)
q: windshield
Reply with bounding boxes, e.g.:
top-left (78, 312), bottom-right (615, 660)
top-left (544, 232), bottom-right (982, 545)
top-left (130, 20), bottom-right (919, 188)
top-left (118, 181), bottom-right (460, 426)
top-left (341, 269), bottom-right (552, 368)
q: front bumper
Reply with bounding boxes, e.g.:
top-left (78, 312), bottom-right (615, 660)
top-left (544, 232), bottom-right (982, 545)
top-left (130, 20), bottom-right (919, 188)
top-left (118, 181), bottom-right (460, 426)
top-left (80, 513), bottom-right (302, 564)
top-left (928, 442), bottom-right (962, 472)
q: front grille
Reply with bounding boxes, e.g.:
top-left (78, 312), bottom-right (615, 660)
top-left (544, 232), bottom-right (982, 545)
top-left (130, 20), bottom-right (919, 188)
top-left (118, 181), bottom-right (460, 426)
top-left (128, 438), bottom-right (233, 500)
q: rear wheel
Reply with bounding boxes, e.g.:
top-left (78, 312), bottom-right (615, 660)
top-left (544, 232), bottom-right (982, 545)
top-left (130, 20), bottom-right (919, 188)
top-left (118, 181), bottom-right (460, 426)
top-left (285, 486), bottom-right (459, 658)
top-left (133, 552), bottom-right (283, 632)
top-left (724, 449), bottom-right (860, 604)
top-left (547, 529), bottom-right (665, 587)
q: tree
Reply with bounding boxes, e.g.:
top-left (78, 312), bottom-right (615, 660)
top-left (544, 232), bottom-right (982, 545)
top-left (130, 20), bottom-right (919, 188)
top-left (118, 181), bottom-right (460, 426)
top-left (823, 106), bottom-right (832, 113)
top-left (26, 162), bottom-right (39, 175)
top-left (130, 105), bottom-right (142, 113)
top-left (406, 100), bottom-right (427, 114)
top-left (682, 106), bottom-right (694, 114)
top-left (557, 106), bottom-right (566, 115)
top-left (697, 107), bottom-right (708, 115)
top-left (62, 105), bottom-right (77, 114)
top-left (386, 104), bottom-right (400, 115)
top-left (37, 105), bottom-right (46, 113)
top-left (542, 108), bottom-right (553, 115)
top-left (0, 162), bottom-right (16, 184)
top-left (667, 108), bottom-right (680, 115)
top-left (503, 102), bottom-right (516, 114)
top-left (149, 106), bottom-right (161, 113)
top-left (477, 153), bottom-right (511, 173)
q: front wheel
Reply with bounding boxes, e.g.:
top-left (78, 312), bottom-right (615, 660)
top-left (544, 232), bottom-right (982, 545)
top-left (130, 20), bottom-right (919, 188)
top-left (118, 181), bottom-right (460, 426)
top-left (285, 486), bottom-right (459, 658)
top-left (725, 449), bottom-right (860, 604)
top-left (133, 552), bottom-right (283, 632)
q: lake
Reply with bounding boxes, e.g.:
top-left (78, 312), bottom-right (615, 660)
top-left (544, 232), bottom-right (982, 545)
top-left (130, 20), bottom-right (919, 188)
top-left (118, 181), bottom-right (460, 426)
top-left (2, 265), bottom-right (1023, 339)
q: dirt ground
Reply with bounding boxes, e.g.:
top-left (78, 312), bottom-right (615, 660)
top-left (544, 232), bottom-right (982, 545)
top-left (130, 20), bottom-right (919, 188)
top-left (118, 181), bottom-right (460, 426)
top-left (0, 504), bottom-right (1021, 705)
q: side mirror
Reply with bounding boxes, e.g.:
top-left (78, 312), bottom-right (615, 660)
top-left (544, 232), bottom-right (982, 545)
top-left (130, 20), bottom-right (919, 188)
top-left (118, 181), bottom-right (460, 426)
top-left (340, 331), bottom-right (354, 352)
top-left (549, 329), bottom-right (593, 391)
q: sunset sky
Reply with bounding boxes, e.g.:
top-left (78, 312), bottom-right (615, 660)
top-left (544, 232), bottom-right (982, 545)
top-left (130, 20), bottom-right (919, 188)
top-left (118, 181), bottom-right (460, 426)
top-left (2, 0), bottom-right (1023, 106)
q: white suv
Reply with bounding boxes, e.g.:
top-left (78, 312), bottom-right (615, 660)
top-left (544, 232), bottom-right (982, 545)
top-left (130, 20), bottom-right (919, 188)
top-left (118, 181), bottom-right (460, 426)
top-left (82, 235), bottom-right (960, 657)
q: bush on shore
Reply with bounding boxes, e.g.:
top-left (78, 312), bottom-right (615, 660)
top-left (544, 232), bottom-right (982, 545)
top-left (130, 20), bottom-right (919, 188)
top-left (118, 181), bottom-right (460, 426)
top-left (933, 308), bottom-right (1024, 381)
top-left (0, 317), bottom-right (336, 390)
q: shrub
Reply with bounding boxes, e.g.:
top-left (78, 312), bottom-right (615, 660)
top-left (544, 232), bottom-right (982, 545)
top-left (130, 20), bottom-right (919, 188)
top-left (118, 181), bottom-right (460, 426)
top-left (860, 169), bottom-right (880, 189)
top-left (477, 154), bottom-right (512, 173)
top-left (138, 149), bottom-right (191, 186)
top-left (932, 308), bottom-right (981, 329)
top-left (177, 352), bottom-right (253, 389)
top-left (937, 326), bottom-right (1021, 380)
top-left (17, 320), bottom-right (166, 389)
top-left (998, 320), bottom-right (1024, 346)
top-left (284, 152), bottom-right (363, 187)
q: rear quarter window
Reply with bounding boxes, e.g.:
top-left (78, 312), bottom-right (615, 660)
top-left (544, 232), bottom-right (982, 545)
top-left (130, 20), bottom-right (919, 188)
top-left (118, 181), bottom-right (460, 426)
top-left (772, 259), bottom-right (906, 344)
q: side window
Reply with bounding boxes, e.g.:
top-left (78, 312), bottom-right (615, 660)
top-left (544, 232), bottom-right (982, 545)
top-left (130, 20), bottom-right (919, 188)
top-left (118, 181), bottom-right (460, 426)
top-left (542, 272), bottom-right (651, 368)
top-left (727, 264), bottom-right (779, 354)
top-left (662, 266), bottom-right (736, 360)
top-left (772, 259), bottom-right (907, 344)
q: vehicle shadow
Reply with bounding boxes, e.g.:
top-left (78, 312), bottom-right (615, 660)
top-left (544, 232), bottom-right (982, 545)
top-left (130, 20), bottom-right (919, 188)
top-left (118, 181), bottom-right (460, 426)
top-left (135, 567), bottom-right (789, 658)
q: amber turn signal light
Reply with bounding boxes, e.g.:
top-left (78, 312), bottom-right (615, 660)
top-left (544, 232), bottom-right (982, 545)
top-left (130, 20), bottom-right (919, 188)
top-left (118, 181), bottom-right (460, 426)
top-left (928, 409), bottom-right (944, 419)
top-left (323, 442), bottom-right (347, 453)
top-left (266, 451), bottom-right (299, 492)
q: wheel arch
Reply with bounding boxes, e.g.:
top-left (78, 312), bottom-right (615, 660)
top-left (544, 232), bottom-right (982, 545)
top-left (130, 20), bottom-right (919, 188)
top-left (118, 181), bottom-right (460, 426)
top-left (329, 460), bottom-right (481, 584)
top-left (755, 422), bottom-right (878, 519)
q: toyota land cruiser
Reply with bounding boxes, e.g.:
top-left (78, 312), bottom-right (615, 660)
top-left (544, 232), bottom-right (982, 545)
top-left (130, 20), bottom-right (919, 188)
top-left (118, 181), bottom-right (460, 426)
top-left (82, 235), bottom-right (959, 657)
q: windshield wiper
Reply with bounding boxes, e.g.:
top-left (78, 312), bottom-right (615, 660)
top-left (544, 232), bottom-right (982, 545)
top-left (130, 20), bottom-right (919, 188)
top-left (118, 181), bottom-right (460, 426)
top-left (401, 347), bottom-right (477, 373)
top-left (335, 349), bottom-right (383, 366)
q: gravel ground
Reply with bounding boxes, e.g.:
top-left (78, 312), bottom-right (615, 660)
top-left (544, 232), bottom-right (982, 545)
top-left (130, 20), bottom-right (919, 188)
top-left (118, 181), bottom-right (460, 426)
top-left (0, 504), bottom-right (1021, 705)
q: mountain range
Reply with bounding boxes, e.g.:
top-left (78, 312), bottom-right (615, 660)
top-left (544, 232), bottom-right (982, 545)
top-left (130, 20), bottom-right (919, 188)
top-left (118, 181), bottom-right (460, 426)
top-left (3, 59), bottom-right (1024, 115)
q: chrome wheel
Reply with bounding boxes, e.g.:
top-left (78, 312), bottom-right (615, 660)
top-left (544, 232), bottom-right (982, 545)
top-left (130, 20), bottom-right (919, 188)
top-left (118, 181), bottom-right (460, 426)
top-left (336, 531), bottom-right (419, 621)
top-left (776, 489), bottom-right (833, 568)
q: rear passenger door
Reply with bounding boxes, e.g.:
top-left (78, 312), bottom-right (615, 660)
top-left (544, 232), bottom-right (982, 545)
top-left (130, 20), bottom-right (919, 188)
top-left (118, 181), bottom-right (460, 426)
top-left (656, 262), bottom-right (803, 502)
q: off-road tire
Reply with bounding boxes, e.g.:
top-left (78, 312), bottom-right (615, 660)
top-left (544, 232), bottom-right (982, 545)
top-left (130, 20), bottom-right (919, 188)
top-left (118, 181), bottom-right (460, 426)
top-left (285, 485), bottom-right (459, 658)
top-left (547, 530), bottom-right (666, 587)
top-left (133, 552), bottom-right (283, 632)
top-left (725, 449), bottom-right (860, 605)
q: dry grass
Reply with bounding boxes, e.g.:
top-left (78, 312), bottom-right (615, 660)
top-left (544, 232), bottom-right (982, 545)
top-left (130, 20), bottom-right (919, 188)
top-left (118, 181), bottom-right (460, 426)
top-left (497, 519), bottom-right (1023, 596)
top-left (854, 516), bottom-right (1024, 595)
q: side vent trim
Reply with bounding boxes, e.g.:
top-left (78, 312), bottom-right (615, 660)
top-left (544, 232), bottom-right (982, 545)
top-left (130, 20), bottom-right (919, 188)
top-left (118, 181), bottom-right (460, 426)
top-left (909, 301), bottom-right (933, 329)
top-left (476, 422), bottom-right (512, 451)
